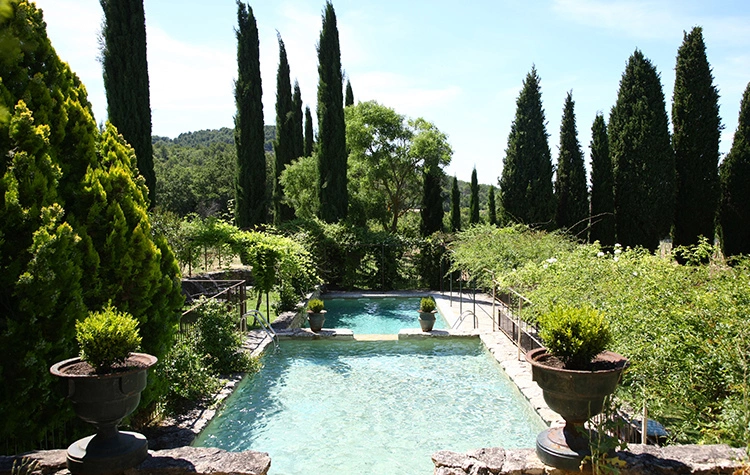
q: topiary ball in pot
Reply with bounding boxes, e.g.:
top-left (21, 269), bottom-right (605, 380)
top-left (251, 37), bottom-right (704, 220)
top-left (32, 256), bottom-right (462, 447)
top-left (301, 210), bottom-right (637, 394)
top-left (76, 303), bottom-right (142, 372)
top-left (536, 305), bottom-right (612, 370)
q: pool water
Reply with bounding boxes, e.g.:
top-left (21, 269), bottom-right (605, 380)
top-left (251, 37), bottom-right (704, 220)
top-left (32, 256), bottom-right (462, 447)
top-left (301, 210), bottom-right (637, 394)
top-left (320, 297), bottom-right (448, 334)
top-left (194, 339), bottom-right (546, 475)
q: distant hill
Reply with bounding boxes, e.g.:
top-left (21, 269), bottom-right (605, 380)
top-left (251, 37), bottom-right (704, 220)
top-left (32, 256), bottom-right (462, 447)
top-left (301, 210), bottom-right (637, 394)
top-left (153, 126), bottom-right (276, 152)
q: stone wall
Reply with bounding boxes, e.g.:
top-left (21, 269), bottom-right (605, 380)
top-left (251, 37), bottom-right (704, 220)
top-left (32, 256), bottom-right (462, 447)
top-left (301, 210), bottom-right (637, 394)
top-left (433, 444), bottom-right (748, 475)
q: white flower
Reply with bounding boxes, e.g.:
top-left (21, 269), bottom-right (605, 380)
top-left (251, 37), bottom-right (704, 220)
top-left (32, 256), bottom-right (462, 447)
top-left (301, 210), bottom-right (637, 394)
top-left (614, 243), bottom-right (622, 248)
top-left (597, 251), bottom-right (605, 258)
top-left (613, 256), bottom-right (619, 262)
top-left (633, 271), bottom-right (638, 277)
top-left (614, 249), bottom-right (622, 255)
top-left (546, 257), bottom-right (557, 264)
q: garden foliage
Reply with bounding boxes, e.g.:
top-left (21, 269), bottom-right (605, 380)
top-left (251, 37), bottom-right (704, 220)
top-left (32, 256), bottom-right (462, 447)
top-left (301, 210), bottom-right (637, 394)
top-left (76, 304), bottom-right (142, 372)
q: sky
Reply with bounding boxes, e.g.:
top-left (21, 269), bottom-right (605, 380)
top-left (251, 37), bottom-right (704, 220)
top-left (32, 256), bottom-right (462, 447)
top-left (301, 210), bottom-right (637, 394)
top-left (33, 0), bottom-right (750, 185)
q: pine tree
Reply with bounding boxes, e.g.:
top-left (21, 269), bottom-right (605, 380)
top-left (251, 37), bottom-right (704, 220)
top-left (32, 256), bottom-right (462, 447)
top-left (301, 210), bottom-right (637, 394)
top-left (499, 67), bottom-right (555, 228)
top-left (451, 176), bottom-right (461, 232)
top-left (554, 92), bottom-right (588, 236)
top-left (100, 0), bottom-right (155, 207)
top-left (234, 1), bottom-right (266, 228)
top-left (316, 1), bottom-right (347, 222)
top-left (420, 163), bottom-right (444, 236)
top-left (469, 167), bottom-right (480, 224)
top-left (672, 27), bottom-right (721, 248)
top-left (345, 78), bottom-right (354, 106)
top-left (273, 34), bottom-right (295, 224)
top-left (609, 50), bottom-right (675, 250)
top-left (293, 81), bottom-right (304, 160)
top-left (488, 186), bottom-right (497, 225)
top-left (589, 113), bottom-right (615, 246)
top-left (719, 82), bottom-right (750, 256)
top-left (304, 105), bottom-right (314, 157)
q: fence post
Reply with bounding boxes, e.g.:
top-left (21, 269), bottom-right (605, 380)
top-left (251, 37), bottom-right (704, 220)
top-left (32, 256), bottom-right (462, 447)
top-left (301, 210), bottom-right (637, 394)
top-left (517, 297), bottom-right (523, 361)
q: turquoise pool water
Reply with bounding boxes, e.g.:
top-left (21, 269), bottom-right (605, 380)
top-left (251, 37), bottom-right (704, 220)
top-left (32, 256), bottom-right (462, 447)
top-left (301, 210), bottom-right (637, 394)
top-left (319, 297), bottom-right (447, 334)
top-left (194, 339), bottom-right (546, 475)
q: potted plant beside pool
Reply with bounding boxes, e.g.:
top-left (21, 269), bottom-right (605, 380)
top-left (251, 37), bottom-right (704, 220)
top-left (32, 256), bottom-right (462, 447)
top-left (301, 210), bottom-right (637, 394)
top-left (49, 304), bottom-right (157, 475)
top-left (307, 298), bottom-right (326, 332)
top-left (525, 305), bottom-right (629, 471)
top-left (418, 296), bottom-right (437, 332)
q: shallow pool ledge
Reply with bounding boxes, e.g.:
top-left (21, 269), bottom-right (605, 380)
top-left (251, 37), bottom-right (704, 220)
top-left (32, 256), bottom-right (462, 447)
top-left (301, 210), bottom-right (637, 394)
top-left (398, 328), bottom-right (482, 339)
top-left (276, 328), bottom-right (355, 340)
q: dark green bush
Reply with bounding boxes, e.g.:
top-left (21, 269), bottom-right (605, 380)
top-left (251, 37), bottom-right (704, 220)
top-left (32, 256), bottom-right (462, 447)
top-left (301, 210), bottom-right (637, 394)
top-left (307, 298), bottom-right (325, 313)
top-left (76, 304), bottom-right (142, 372)
top-left (419, 296), bottom-right (436, 312)
top-left (194, 297), bottom-right (252, 373)
top-left (157, 337), bottom-right (221, 414)
top-left (538, 305), bottom-right (612, 369)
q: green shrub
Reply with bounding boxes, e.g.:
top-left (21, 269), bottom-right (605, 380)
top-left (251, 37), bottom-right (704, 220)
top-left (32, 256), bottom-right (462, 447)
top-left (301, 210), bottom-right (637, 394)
top-left (194, 297), bottom-right (251, 373)
top-left (538, 305), bottom-right (611, 369)
top-left (419, 296), bottom-right (436, 313)
top-left (157, 337), bottom-right (221, 415)
top-left (76, 304), bottom-right (142, 371)
top-left (307, 298), bottom-right (325, 313)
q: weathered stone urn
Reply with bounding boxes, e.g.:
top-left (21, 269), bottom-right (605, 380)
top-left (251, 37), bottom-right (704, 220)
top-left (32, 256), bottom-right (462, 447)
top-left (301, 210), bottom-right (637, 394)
top-left (307, 310), bottom-right (326, 333)
top-left (525, 347), bottom-right (629, 470)
top-left (418, 310), bottom-right (437, 332)
top-left (50, 353), bottom-right (157, 474)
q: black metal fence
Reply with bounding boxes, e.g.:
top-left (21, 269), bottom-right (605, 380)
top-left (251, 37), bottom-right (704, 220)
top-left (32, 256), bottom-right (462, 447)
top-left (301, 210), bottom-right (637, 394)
top-left (177, 279), bottom-right (247, 343)
top-left (495, 291), bottom-right (544, 354)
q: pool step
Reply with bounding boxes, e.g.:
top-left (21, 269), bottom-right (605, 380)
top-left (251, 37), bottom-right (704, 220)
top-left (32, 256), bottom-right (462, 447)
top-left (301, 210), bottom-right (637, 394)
top-left (353, 334), bottom-right (398, 341)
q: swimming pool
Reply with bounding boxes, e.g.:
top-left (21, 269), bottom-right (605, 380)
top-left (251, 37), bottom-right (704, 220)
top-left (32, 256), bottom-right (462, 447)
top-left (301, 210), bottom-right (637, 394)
top-left (319, 297), bottom-right (448, 334)
top-left (194, 339), bottom-right (546, 474)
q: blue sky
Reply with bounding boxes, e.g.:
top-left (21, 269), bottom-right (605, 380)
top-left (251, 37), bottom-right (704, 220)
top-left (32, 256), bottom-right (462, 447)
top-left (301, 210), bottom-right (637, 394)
top-left (34, 0), bottom-right (750, 184)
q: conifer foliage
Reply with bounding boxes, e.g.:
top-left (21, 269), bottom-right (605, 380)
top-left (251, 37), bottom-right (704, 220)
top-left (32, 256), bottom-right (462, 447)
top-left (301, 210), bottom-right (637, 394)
top-left (609, 50), bottom-right (675, 250)
top-left (345, 78), bottom-right (354, 106)
top-left (420, 166), bottom-right (444, 236)
top-left (234, 1), bottom-right (267, 228)
top-left (470, 167), bottom-right (480, 224)
top-left (304, 105), bottom-right (314, 157)
top-left (317, 1), bottom-right (348, 222)
top-left (451, 176), bottom-right (461, 232)
top-left (554, 92), bottom-right (588, 235)
top-left (293, 82), bottom-right (305, 162)
top-left (589, 113), bottom-right (615, 246)
top-left (273, 35), bottom-right (296, 223)
top-left (100, 0), bottom-right (155, 207)
top-left (500, 67), bottom-right (554, 228)
top-left (719, 82), bottom-right (750, 257)
top-left (672, 27), bottom-right (721, 248)
top-left (488, 186), bottom-right (497, 225)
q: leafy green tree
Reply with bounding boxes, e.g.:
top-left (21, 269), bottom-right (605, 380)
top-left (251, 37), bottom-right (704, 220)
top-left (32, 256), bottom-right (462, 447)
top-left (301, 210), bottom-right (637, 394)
top-left (488, 186), bottom-right (497, 225)
top-left (234, 1), bottom-right (267, 228)
top-left (279, 155), bottom-right (320, 219)
top-left (469, 167), bottom-right (480, 224)
top-left (273, 34), bottom-right (295, 224)
top-left (451, 176), bottom-right (461, 231)
top-left (500, 67), bottom-right (554, 228)
top-left (345, 78), bottom-right (354, 106)
top-left (304, 105), bottom-right (314, 157)
top-left (589, 113), bottom-right (615, 246)
top-left (672, 27), bottom-right (721, 248)
top-left (316, 1), bottom-right (347, 222)
top-left (346, 101), bottom-right (451, 232)
top-left (609, 50), bottom-right (675, 250)
top-left (554, 92), bottom-right (588, 236)
top-left (719, 82), bottom-right (750, 256)
top-left (100, 0), bottom-right (155, 206)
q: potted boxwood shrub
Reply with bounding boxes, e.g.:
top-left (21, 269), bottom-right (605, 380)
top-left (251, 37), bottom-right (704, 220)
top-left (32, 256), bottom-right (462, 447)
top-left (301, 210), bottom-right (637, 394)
top-left (418, 296), bottom-right (437, 332)
top-left (525, 305), bottom-right (629, 471)
top-left (49, 304), bottom-right (157, 475)
top-left (307, 298), bottom-right (326, 333)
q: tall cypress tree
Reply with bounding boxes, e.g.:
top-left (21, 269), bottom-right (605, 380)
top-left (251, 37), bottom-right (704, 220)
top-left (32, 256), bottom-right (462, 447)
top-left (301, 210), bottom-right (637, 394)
top-left (609, 50), bottom-right (675, 250)
top-left (420, 166), bottom-right (444, 236)
top-left (345, 78), bottom-right (354, 106)
top-left (293, 81), bottom-right (304, 160)
top-left (672, 27), bottom-right (721, 248)
top-left (719, 82), bottom-right (750, 257)
top-left (234, 1), bottom-right (266, 228)
top-left (499, 67), bottom-right (554, 228)
top-left (488, 186), bottom-right (497, 225)
top-left (273, 34), bottom-right (295, 224)
top-left (316, 1), bottom-right (347, 222)
top-left (589, 113), bottom-right (615, 246)
top-left (304, 105), bottom-right (314, 157)
top-left (554, 91), bottom-right (588, 235)
top-left (469, 167), bottom-right (480, 224)
top-left (451, 176), bottom-right (461, 232)
top-left (100, 0), bottom-right (155, 206)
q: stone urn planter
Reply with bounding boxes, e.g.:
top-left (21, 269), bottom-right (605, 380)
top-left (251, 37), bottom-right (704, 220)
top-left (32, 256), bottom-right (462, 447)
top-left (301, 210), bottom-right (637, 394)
top-left (527, 305), bottom-right (629, 471)
top-left (307, 298), bottom-right (326, 333)
top-left (418, 296), bottom-right (437, 332)
top-left (50, 352), bottom-right (157, 474)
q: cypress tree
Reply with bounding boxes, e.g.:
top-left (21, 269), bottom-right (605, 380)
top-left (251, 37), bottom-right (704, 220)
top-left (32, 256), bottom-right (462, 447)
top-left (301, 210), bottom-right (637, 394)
top-left (488, 186), bottom-right (497, 225)
top-left (421, 162), bottom-right (444, 236)
top-left (672, 27), bottom-right (721, 248)
top-left (499, 67), bottom-right (555, 228)
top-left (589, 113), bottom-right (615, 246)
top-left (554, 91), bottom-right (588, 236)
top-left (469, 167), bottom-right (480, 224)
top-left (273, 34), bottom-right (295, 224)
top-left (609, 50), bottom-right (675, 250)
top-left (719, 82), bottom-right (750, 256)
top-left (451, 176), bottom-right (461, 232)
top-left (293, 81), bottom-right (304, 160)
top-left (304, 105), bottom-right (314, 157)
top-left (100, 0), bottom-right (155, 207)
top-left (345, 78), bottom-right (354, 106)
top-left (234, 1), bottom-right (266, 228)
top-left (316, 1), bottom-right (347, 222)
